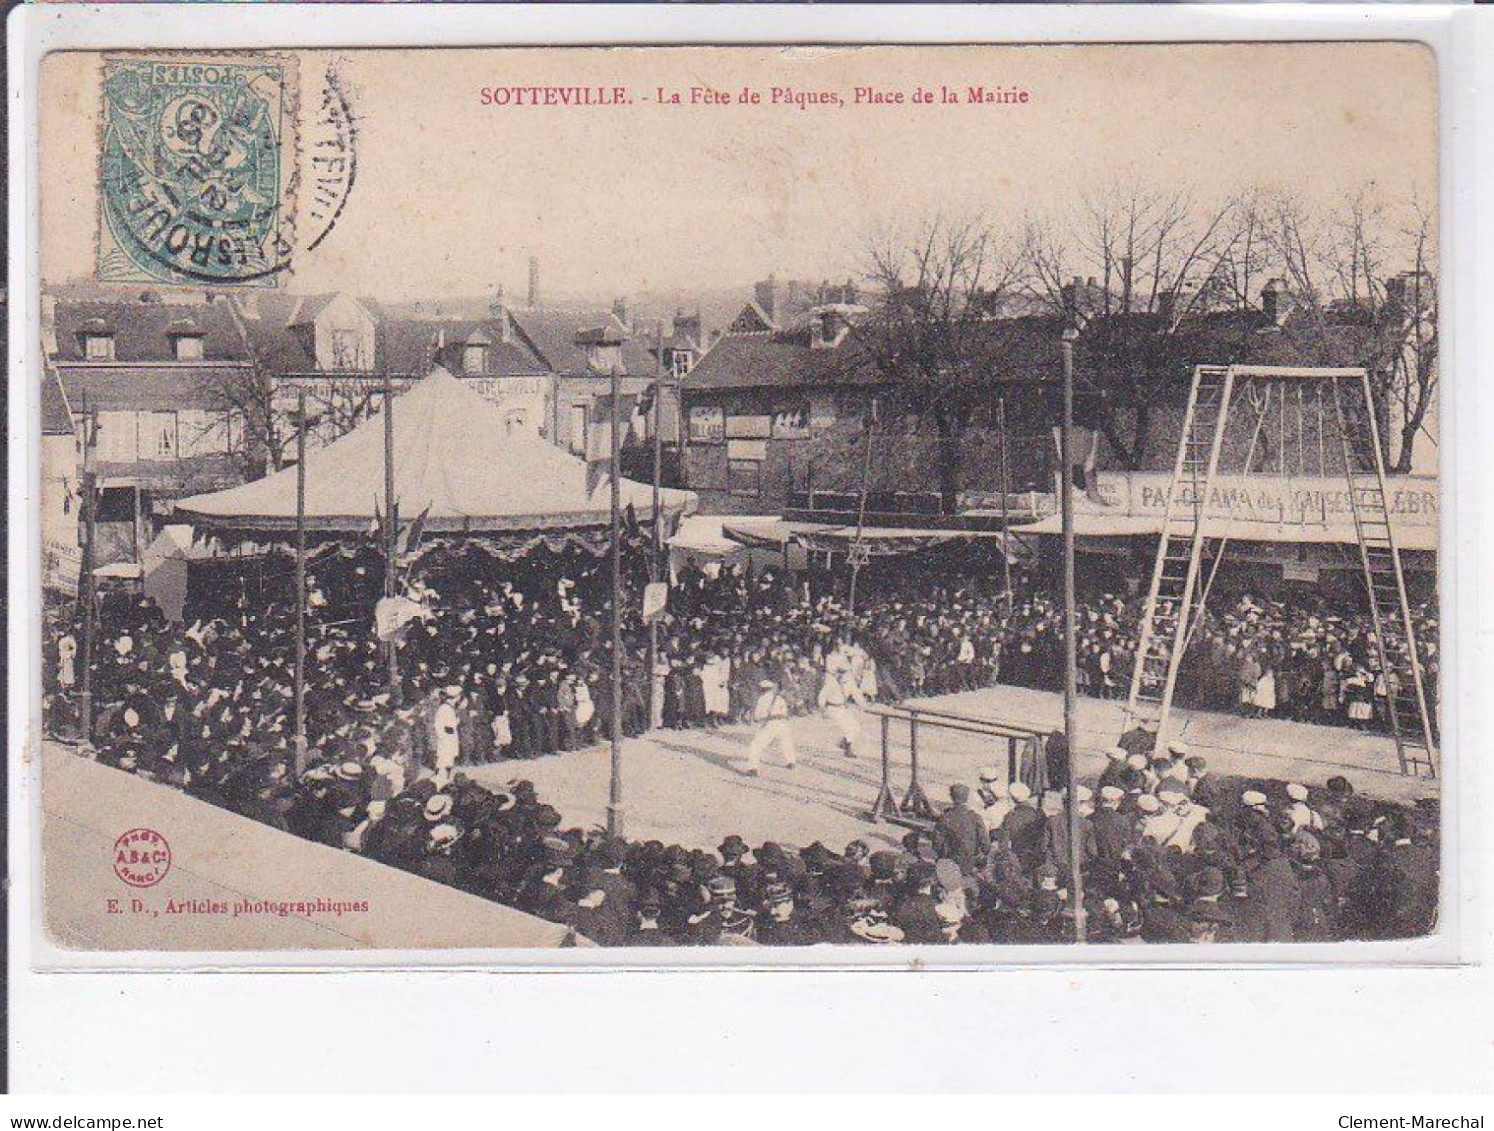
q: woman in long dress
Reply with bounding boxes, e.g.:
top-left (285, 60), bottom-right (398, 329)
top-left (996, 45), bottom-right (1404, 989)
top-left (1254, 664), bottom-right (1277, 717)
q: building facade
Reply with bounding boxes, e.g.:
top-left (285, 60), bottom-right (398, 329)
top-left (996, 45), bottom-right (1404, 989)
top-left (43, 292), bottom-right (254, 573)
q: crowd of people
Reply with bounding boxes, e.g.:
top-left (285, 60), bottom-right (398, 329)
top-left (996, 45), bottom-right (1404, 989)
top-left (250, 737), bottom-right (1441, 945)
top-left (42, 540), bottom-right (1439, 946)
top-left (655, 556), bottom-right (1439, 738)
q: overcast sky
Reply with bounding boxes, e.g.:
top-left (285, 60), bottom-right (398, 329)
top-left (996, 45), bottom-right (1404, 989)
top-left (42, 43), bottom-right (1436, 302)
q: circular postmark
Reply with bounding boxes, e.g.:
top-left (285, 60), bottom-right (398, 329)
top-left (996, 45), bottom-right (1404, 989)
top-left (113, 828), bottom-right (172, 888)
top-left (301, 62), bottom-right (358, 255)
top-left (100, 57), bottom-right (295, 286)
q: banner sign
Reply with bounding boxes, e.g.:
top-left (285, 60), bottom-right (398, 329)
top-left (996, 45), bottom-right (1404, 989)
top-left (642, 581), bottom-right (668, 623)
top-left (1122, 473), bottom-right (1438, 527)
top-left (1080, 471), bottom-right (1438, 550)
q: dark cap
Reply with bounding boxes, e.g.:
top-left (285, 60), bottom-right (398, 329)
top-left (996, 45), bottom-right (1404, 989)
top-left (1192, 867), bottom-right (1226, 899)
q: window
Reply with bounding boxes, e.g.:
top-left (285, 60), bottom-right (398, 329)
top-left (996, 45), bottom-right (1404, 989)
top-left (84, 334), bottom-right (115, 361)
top-left (688, 406), bottom-right (725, 444)
top-left (172, 335), bottom-right (204, 361)
top-left (143, 412), bottom-right (177, 459)
top-left (464, 343), bottom-right (488, 374)
top-left (728, 459), bottom-right (762, 498)
top-left (504, 406), bottom-right (528, 432)
top-left (328, 328), bottom-right (362, 369)
top-left (670, 349), bottom-right (694, 378)
top-left (725, 413), bottom-right (772, 440)
top-left (177, 409), bottom-right (223, 457)
top-left (569, 404), bottom-right (587, 454)
top-left (95, 412), bottom-right (138, 462)
top-left (772, 399), bottom-right (810, 438)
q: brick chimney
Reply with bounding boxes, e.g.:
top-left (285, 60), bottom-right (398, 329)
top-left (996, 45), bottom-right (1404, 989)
top-left (527, 256), bottom-right (540, 308)
top-left (1060, 275), bottom-right (1084, 314)
top-left (1383, 273), bottom-right (1409, 312)
top-left (1261, 278), bottom-right (1293, 327)
top-left (674, 308), bottom-right (702, 349)
top-left (1156, 288), bottom-right (1176, 324)
top-left (491, 285), bottom-right (513, 343)
top-left (753, 275), bottom-right (778, 325)
top-left (611, 297), bottom-right (631, 332)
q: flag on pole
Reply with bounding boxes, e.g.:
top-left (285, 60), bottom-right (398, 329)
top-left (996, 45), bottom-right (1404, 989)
top-left (374, 594), bottom-right (431, 642)
top-left (642, 581), bottom-right (668, 624)
top-left (1052, 425), bottom-right (1107, 505)
top-left (586, 391), bottom-right (638, 495)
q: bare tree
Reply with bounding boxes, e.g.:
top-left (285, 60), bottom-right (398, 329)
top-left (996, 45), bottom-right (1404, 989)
top-left (1386, 200), bottom-right (1438, 473)
top-left (1021, 182), bottom-right (1248, 467)
top-left (303, 373), bottom-right (384, 444)
top-left (195, 359), bottom-right (290, 481)
top-left (1263, 187), bottom-right (1438, 471)
top-left (857, 215), bottom-right (1025, 509)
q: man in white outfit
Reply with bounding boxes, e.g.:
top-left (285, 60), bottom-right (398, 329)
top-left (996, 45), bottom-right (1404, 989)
top-left (744, 678), bottom-right (796, 775)
top-left (430, 687), bottom-right (463, 787)
top-left (820, 646), bottom-right (865, 759)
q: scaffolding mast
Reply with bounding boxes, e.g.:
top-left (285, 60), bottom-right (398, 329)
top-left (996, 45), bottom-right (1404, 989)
top-left (1124, 365), bottom-right (1436, 777)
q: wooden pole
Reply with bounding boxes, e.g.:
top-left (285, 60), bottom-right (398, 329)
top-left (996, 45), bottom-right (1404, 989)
top-left (293, 392), bottom-right (308, 774)
top-left (1060, 328), bottom-right (1087, 944)
top-left (607, 364), bottom-right (625, 838)
top-left (997, 394), bottom-right (1014, 614)
top-left (649, 322), bottom-right (664, 730)
top-left (847, 397), bottom-right (877, 616)
top-left (382, 374), bottom-right (401, 706)
top-left (78, 405), bottom-right (98, 747)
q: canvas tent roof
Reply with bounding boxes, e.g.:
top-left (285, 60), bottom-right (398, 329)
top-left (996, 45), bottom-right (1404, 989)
top-left (173, 368), bottom-right (696, 533)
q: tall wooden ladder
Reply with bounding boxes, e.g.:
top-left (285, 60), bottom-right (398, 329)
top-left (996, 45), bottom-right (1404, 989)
top-left (1331, 375), bottom-right (1438, 778)
top-left (1125, 365), bottom-right (1235, 750)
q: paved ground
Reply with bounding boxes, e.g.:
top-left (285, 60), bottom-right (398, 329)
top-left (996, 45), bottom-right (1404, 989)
top-left (39, 743), bottom-right (575, 954)
top-left (469, 684), bottom-right (1440, 855)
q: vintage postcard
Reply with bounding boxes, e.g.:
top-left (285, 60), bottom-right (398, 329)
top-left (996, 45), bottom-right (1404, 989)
top-left (34, 43), bottom-right (1443, 957)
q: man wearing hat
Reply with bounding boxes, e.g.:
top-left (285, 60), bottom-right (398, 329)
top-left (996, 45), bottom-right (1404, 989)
top-left (520, 834), bottom-right (584, 930)
top-left (719, 835), bottom-right (764, 911)
top-left (1001, 781), bottom-right (1045, 871)
top-left (1286, 782), bottom-right (1325, 833)
top-left (1092, 785), bottom-right (1136, 861)
top-left (1138, 865), bottom-right (1191, 943)
top-left (934, 783), bottom-right (987, 875)
top-left (627, 892), bottom-right (680, 946)
top-left (743, 677), bottom-right (795, 776)
top-left (1117, 721), bottom-right (1157, 762)
top-left (690, 875), bottom-right (757, 945)
top-left (756, 882), bottom-right (817, 946)
top-left (1042, 787), bottom-right (1097, 878)
top-left (1186, 867), bottom-right (1234, 944)
top-left (975, 767), bottom-right (1013, 831)
top-left (1237, 789), bottom-right (1280, 861)
top-left (893, 861), bottom-right (945, 944)
top-left (1288, 831), bottom-right (1337, 941)
top-left (1246, 828), bottom-right (1304, 942)
top-left (1097, 747), bottom-right (1132, 793)
top-left (572, 838), bottom-right (637, 946)
top-left (818, 646), bottom-right (865, 760)
top-left (1186, 755), bottom-right (1227, 811)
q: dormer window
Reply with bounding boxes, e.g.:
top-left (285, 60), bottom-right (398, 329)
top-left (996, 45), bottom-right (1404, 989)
top-left (172, 334), bottom-right (204, 361)
top-left (84, 333), bottom-right (115, 361)
top-left (463, 343), bottom-right (488, 374)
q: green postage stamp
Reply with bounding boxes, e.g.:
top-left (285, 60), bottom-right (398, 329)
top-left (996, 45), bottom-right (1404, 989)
top-left (98, 55), bottom-right (297, 288)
